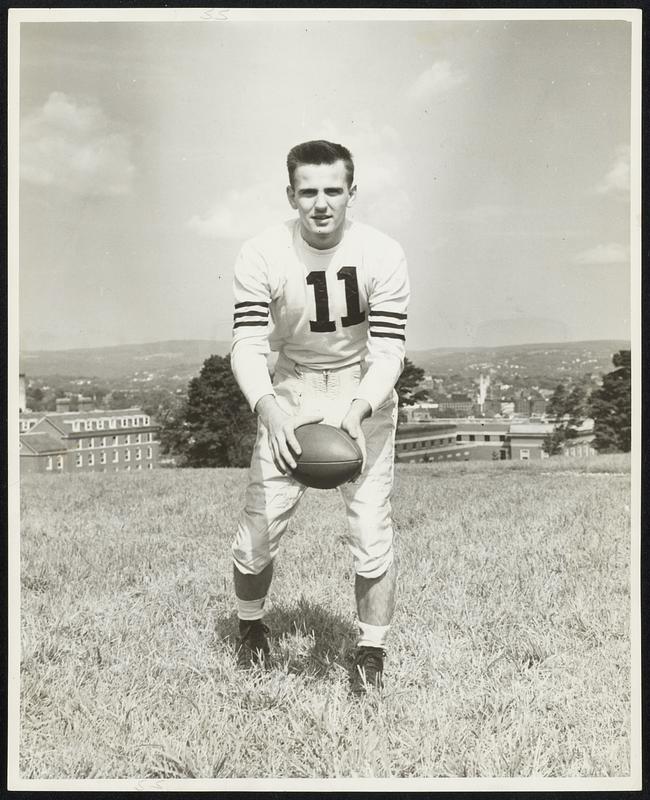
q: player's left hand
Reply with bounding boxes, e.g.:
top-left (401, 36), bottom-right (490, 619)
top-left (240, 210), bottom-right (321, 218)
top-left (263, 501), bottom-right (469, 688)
top-left (340, 399), bottom-right (371, 474)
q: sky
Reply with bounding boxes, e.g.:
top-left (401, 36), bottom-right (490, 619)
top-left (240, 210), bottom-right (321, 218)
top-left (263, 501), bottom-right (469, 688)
top-left (16, 13), bottom-right (634, 351)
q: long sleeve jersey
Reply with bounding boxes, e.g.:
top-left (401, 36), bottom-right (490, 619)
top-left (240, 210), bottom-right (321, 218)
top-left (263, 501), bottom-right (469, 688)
top-left (231, 218), bottom-right (410, 414)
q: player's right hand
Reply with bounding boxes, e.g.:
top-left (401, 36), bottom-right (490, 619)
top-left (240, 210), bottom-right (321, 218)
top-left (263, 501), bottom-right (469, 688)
top-left (256, 396), bottom-right (323, 474)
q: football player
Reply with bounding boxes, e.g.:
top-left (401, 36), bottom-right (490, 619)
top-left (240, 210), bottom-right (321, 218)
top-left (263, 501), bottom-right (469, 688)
top-left (230, 140), bottom-right (410, 694)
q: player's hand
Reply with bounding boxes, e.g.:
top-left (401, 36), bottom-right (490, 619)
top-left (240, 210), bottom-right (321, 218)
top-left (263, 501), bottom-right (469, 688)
top-left (255, 395), bottom-right (323, 474)
top-left (340, 399), bottom-right (371, 474)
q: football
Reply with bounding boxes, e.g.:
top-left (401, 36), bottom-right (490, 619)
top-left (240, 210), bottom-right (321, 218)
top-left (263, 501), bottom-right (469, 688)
top-left (290, 423), bottom-right (363, 489)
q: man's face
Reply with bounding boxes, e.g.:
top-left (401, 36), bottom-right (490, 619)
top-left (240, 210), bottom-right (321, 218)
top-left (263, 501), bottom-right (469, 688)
top-left (287, 160), bottom-right (356, 248)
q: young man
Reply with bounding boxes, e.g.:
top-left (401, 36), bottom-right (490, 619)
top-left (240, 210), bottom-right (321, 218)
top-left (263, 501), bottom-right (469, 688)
top-left (230, 140), bottom-right (409, 693)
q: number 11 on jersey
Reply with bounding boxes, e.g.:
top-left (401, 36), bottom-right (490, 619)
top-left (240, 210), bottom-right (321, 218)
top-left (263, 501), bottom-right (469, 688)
top-left (306, 267), bottom-right (366, 333)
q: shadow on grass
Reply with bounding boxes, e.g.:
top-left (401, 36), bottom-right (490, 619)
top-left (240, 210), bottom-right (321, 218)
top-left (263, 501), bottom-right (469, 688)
top-left (216, 597), bottom-right (357, 680)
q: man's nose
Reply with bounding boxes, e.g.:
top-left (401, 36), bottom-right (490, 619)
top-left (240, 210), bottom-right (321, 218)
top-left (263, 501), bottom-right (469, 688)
top-left (314, 192), bottom-right (328, 209)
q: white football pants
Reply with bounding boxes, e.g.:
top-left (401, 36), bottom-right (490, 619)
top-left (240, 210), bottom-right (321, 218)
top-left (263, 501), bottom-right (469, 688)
top-left (232, 354), bottom-right (398, 579)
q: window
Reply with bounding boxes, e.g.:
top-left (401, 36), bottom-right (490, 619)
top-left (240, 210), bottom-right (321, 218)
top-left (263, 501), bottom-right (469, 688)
top-left (144, 416), bottom-right (150, 425)
top-left (77, 439), bottom-right (83, 450)
top-left (85, 420), bottom-right (92, 431)
top-left (46, 456), bottom-right (53, 471)
top-left (137, 464), bottom-right (142, 470)
top-left (100, 452), bottom-right (106, 464)
top-left (148, 433), bottom-right (154, 442)
top-left (76, 454), bottom-right (83, 467)
top-left (112, 435), bottom-right (118, 445)
top-left (469, 434), bottom-right (475, 442)
top-left (126, 465), bottom-right (131, 471)
top-left (499, 435), bottom-right (505, 442)
top-left (125, 449), bottom-right (131, 462)
top-left (147, 447), bottom-right (152, 459)
top-left (519, 449), bottom-right (530, 461)
top-left (88, 437), bottom-right (94, 449)
top-left (148, 463), bottom-right (153, 470)
top-left (484, 435), bottom-right (491, 442)
top-left (88, 453), bottom-right (94, 466)
top-left (125, 434), bottom-right (131, 445)
top-left (73, 421), bottom-right (80, 432)
top-left (109, 418), bottom-right (116, 429)
top-left (136, 433), bottom-right (141, 444)
top-left (97, 419), bottom-right (104, 430)
top-left (136, 448), bottom-right (142, 461)
top-left (456, 434), bottom-right (462, 442)
top-left (113, 451), bottom-right (119, 463)
top-left (102, 437), bottom-right (107, 447)
top-left (56, 456), bottom-right (63, 470)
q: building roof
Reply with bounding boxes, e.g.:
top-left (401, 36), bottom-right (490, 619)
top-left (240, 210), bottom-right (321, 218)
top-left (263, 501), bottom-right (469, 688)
top-left (509, 423), bottom-right (554, 435)
top-left (455, 420), bottom-right (510, 432)
top-left (33, 406), bottom-right (148, 422)
top-left (20, 432), bottom-right (67, 454)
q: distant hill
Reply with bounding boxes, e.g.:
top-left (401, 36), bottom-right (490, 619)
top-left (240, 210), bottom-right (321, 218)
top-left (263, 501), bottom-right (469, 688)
top-left (408, 340), bottom-right (630, 380)
top-left (20, 340), bottom-right (231, 380)
top-left (19, 338), bottom-right (630, 382)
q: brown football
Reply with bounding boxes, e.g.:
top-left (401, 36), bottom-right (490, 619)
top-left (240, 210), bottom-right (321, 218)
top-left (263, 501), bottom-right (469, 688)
top-left (290, 423), bottom-right (363, 489)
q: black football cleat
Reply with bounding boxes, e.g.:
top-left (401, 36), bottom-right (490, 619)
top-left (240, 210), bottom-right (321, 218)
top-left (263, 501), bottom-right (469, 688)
top-left (236, 619), bottom-right (271, 669)
top-left (350, 646), bottom-right (385, 695)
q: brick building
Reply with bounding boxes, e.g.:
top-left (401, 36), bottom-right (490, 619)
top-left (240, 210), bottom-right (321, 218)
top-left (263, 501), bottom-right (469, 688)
top-left (395, 418), bottom-right (567, 463)
top-left (19, 407), bottom-right (161, 474)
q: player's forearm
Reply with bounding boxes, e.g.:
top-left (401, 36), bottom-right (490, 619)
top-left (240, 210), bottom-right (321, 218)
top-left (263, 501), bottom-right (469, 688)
top-left (354, 354), bottom-right (403, 413)
top-left (345, 398), bottom-right (372, 423)
top-left (231, 342), bottom-right (275, 412)
top-left (255, 393), bottom-right (285, 429)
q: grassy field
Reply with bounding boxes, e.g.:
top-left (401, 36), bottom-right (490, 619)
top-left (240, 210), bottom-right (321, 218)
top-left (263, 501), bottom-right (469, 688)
top-left (18, 454), bottom-right (632, 780)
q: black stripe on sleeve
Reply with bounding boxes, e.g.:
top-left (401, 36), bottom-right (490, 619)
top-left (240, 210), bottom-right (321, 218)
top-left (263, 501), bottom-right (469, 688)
top-left (233, 320), bottom-right (269, 329)
top-left (369, 321), bottom-right (406, 330)
top-left (370, 331), bottom-right (406, 341)
top-left (235, 301), bottom-right (270, 309)
top-left (233, 310), bottom-right (269, 319)
top-left (368, 310), bottom-right (407, 320)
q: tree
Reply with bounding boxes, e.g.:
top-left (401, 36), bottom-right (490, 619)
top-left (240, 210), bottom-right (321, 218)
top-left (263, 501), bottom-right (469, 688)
top-left (396, 357), bottom-right (429, 408)
top-left (546, 383), bottom-right (569, 420)
top-left (183, 354), bottom-right (257, 467)
top-left (142, 390), bottom-right (190, 463)
top-left (543, 379), bottom-right (592, 456)
top-left (590, 349), bottom-right (631, 453)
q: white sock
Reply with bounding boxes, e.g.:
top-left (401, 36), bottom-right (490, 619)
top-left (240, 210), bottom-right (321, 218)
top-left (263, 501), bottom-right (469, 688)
top-left (237, 596), bottom-right (266, 621)
top-left (358, 621), bottom-right (389, 649)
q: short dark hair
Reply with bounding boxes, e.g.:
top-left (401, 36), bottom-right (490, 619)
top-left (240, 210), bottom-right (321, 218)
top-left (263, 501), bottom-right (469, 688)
top-left (287, 140), bottom-right (354, 188)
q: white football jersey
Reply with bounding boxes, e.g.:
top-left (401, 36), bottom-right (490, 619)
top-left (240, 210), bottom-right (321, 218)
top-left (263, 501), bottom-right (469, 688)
top-left (231, 219), bottom-right (410, 413)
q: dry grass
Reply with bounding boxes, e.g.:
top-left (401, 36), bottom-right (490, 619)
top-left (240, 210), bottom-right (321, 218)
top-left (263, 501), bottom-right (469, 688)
top-left (19, 454), bottom-right (631, 779)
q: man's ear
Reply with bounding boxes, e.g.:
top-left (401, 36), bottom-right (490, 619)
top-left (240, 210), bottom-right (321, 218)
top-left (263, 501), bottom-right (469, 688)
top-left (286, 185), bottom-right (298, 209)
top-left (346, 184), bottom-right (358, 208)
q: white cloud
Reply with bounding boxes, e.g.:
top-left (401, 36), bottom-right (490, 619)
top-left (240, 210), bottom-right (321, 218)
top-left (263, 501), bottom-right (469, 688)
top-left (187, 182), bottom-right (291, 239)
top-left (318, 118), bottom-right (412, 232)
top-left (407, 61), bottom-right (465, 103)
top-left (21, 92), bottom-right (134, 196)
top-left (596, 145), bottom-right (630, 195)
top-left (573, 242), bottom-right (628, 265)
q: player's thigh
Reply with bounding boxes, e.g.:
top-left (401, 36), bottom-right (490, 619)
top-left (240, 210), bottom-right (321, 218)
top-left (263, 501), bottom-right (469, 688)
top-left (233, 419), bottom-right (306, 574)
top-left (338, 395), bottom-right (397, 577)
